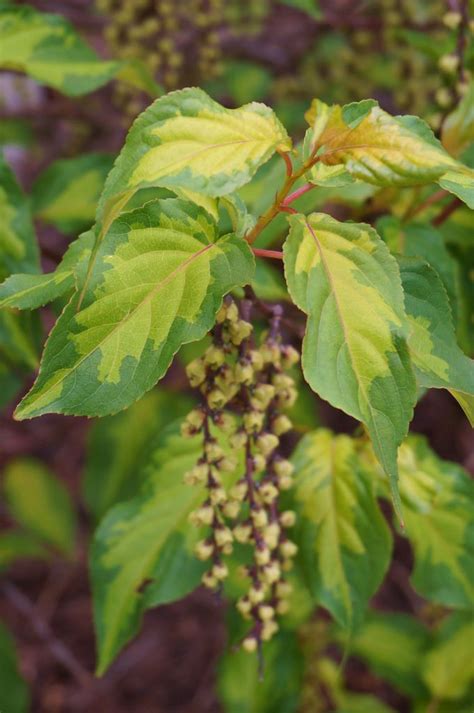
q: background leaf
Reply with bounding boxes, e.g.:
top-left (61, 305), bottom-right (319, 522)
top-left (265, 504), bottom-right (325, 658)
top-left (289, 430), bottom-right (392, 630)
top-left (0, 622), bottom-right (30, 713)
top-left (421, 613), bottom-right (474, 701)
top-left (2, 458), bottom-right (77, 556)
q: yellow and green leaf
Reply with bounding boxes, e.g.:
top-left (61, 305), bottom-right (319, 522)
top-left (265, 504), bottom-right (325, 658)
top-left (398, 257), bottom-right (474, 425)
top-left (421, 613), bottom-right (474, 701)
top-left (289, 429), bottom-right (392, 630)
top-left (442, 81), bottom-right (474, 158)
top-left (284, 213), bottom-right (416, 515)
top-left (397, 436), bottom-right (474, 609)
top-left (15, 199), bottom-right (254, 419)
top-left (97, 88), bottom-right (291, 227)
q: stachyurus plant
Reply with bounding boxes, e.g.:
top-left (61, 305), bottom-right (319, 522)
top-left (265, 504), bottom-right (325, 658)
top-left (1, 85), bottom-right (473, 686)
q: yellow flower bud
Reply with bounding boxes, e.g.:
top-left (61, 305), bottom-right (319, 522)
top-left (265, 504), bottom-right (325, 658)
top-left (276, 599), bottom-right (290, 615)
top-left (207, 388), bottom-right (228, 410)
top-left (252, 508), bottom-right (268, 528)
top-left (237, 597), bottom-right (252, 616)
top-left (205, 441), bottom-right (224, 462)
top-left (276, 581), bottom-right (292, 598)
top-left (185, 408), bottom-right (206, 430)
top-left (272, 415), bottom-right (292, 436)
top-left (261, 620), bottom-right (278, 641)
top-left (226, 302), bottom-right (239, 322)
top-left (250, 384), bottom-right (275, 410)
top-left (435, 87), bottom-right (452, 108)
top-left (183, 463), bottom-right (208, 486)
top-left (258, 604), bottom-right (275, 621)
top-left (185, 358), bottom-right (206, 386)
top-left (253, 453), bottom-right (266, 472)
top-left (230, 431), bottom-right (247, 450)
top-left (194, 539), bottom-right (214, 561)
top-left (219, 456), bottom-right (237, 473)
top-left (263, 562), bottom-right (281, 585)
top-left (255, 546), bottom-right (271, 566)
top-left (275, 387), bottom-right (297, 409)
top-left (222, 500), bottom-right (240, 518)
top-left (281, 345), bottom-right (300, 369)
top-left (438, 54), bottom-right (459, 74)
top-left (235, 361), bottom-right (254, 385)
top-left (274, 459), bottom-right (294, 478)
top-left (229, 320), bottom-right (252, 345)
top-left (242, 636), bottom-right (258, 652)
top-left (280, 511), bottom-right (296, 528)
top-left (259, 483), bottom-right (279, 504)
top-left (214, 412), bottom-right (236, 434)
top-left (222, 542), bottom-right (233, 555)
top-left (263, 522), bottom-right (280, 549)
top-left (204, 345), bottom-right (225, 368)
top-left (202, 571), bottom-right (217, 589)
top-left (215, 526), bottom-right (233, 548)
top-left (248, 586), bottom-right (265, 604)
top-left (212, 562), bottom-right (229, 580)
top-left (233, 523), bottom-right (252, 543)
top-left (256, 433), bottom-right (279, 457)
top-left (260, 343), bottom-right (281, 364)
top-left (272, 373), bottom-right (294, 390)
top-left (243, 410), bottom-right (265, 434)
top-left (442, 11), bottom-right (461, 29)
top-left (230, 481), bottom-right (248, 501)
top-left (210, 487), bottom-right (227, 506)
top-left (249, 349), bottom-right (264, 371)
top-left (189, 505), bottom-right (214, 527)
top-left (280, 540), bottom-right (298, 559)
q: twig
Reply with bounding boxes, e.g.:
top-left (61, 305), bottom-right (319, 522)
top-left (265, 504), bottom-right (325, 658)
top-left (432, 197), bottom-right (461, 226)
top-left (1, 581), bottom-right (93, 689)
top-left (252, 248), bottom-right (283, 260)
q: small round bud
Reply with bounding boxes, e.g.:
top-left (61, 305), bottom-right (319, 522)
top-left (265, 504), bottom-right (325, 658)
top-left (202, 571), bottom-right (218, 589)
top-left (222, 542), bottom-right (233, 555)
top-left (229, 320), bottom-right (253, 345)
top-left (272, 373), bottom-right (294, 390)
top-left (274, 459), bottom-right (294, 479)
top-left (442, 11), bottom-right (461, 29)
top-left (253, 453), bottom-right (266, 472)
top-left (275, 387), bottom-right (297, 409)
top-left (222, 499), bottom-right (241, 518)
top-left (252, 508), bottom-right (268, 528)
top-left (215, 526), bottom-right (233, 548)
top-left (237, 596), bottom-right (252, 616)
top-left (220, 456), bottom-right (237, 473)
top-left (435, 87), bottom-right (452, 108)
top-left (263, 562), bottom-right (281, 585)
top-left (261, 620), bottom-right (278, 641)
top-left (260, 342), bottom-right (281, 364)
top-left (185, 358), bottom-right (206, 387)
top-left (438, 54), bottom-right (459, 75)
top-left (242, 636), bottom-right (258, 652)
top-left (248, 349), bottom-right (264, 371)
top-left (255, 546), bottom-right (271, 566)
top-left (272, 415), bottom-right (292, 436)
top-left (280, 540), bottom-right (298, 559)
top-left (183, 463), bottom-right (208, 486)
top-left (207, 388), bottom-right (228, 410)
top-left (250, 384), bottom-right (275, 410)
top-left (256, 433), bottom-right (279, 457)
top-left (280, 510), bottom-right (296, 528)
top-left (248, 586), bottom-right (265, 604)
top-left (185, 408), bottom-right (206, 431)
top-left (194, 539), bottom-right (214, 561)
top-left (230, 481), bottom-right (248, 501)
top-left (243, 410), bottom-right (265, 434)
top-left (280, 345), bottom-right (300, 368)
top-left (204, 345), bottom-right (225, 368)
top-left (259, 483), bottom-right (279, 504)
top-left (189, 505), bottom-right (214, 527)
top-left (210, 487), bottom-right (227, 506)
top-left (215, 364), bottom-right (234, 390)
top-left (263, 522), bottom-right (280, 549)
top-left (258, 604), bottom-right (275, 621)
top-left (212, 562), bottom-right (229, 580)
top-left (235, 361), bottom-right (255, 385)
top-left (279, 474), bottom-right (294, 491)
top-left (233, 523), bottom-right (252, 543)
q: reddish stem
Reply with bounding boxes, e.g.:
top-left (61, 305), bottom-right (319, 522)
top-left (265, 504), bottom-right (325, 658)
top-left (432, 198), bottom-right (461, 226)
top-left (278, 150), bottom-right (293, 177)
top-left (282, 183), bottom-right (315, 206)
top-left (252, 248), bottom-right (284, 261)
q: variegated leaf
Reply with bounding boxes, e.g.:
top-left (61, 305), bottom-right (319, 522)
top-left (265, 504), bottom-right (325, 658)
top-left (15, 199), bottom-right (254, 419)
top-left (397, 436), bottom-right (474, 609)
top-left (399, 257), bottom-right (474, 425)
top-left (284, 213), bottom-right (416, 514)
top-left (442, 82), bottom-right (474, 157)
top-left (421, 613), bottom-right (474, 701)
top-left (97, 88), bottom-right (291, 228)
top-left (0, 4), bottom-right (161, 99)
top-left (289, 429), bottom-right (392, 630)
top-left (305, 99), bottom-right (473, 201)
top-left (91, 425), bottom-right (229, 675)
top-left (0, 231), bottom-right (93, 311)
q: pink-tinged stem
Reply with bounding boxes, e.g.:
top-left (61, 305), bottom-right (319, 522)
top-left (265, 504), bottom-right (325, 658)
top-left (282, 183), bottom-right (315, 205)
top-left (252, 248), bottom-right (284, 260)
